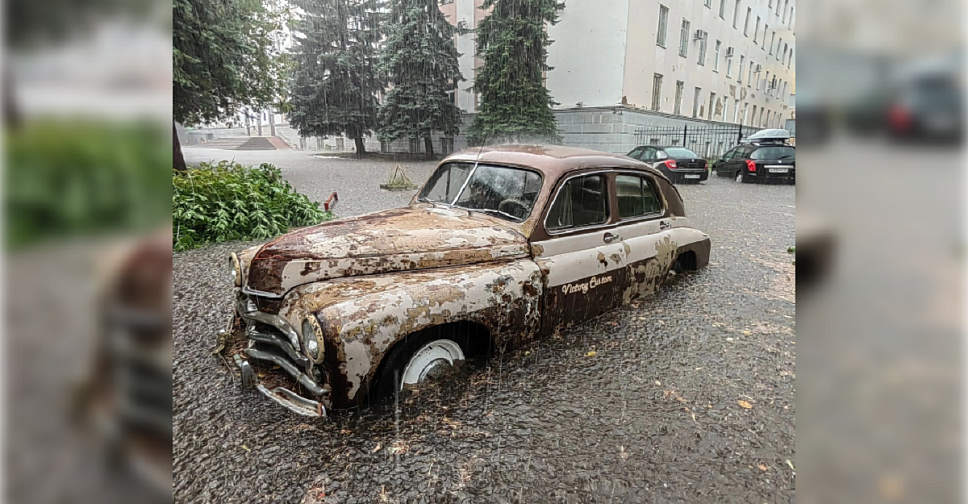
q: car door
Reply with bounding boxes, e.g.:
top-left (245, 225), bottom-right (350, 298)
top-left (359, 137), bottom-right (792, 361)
top-left (613, 172), bottom-right (678, 299)
top-left (531, 172), bottom-right (629, 334)
top-left (714, 146), bottom-right (737, 173)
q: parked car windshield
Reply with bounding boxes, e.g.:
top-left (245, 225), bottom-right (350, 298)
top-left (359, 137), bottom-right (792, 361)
top-left (418, 163), bottom-right (543, 221)
top-left (664, 147), bottom-right (699, 158)
top-left (751, 146), bottom-right (796, 160)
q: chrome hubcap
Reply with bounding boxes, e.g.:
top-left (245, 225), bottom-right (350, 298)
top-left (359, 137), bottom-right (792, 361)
top-left (401, 339), bottom-right (465, 388)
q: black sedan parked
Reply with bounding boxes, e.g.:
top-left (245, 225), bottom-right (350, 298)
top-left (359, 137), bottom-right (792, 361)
top-left (626, 146), bottom-right (708, 184)
top-left (712, 140), bottom-right (795, 185)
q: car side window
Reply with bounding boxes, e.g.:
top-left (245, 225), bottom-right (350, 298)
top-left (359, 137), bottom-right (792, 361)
top-left (738, 146), bottom-right (754, 159)
top-left (628, 147), bottom-right (644, 159)
top-left (546, 174), bottom-right (610, 232)
top-left (641, 147), bottom-right (656, 161)
top-left (615, 174), bottom-right (662, 219)
top-left (722, 147), bottom-right (737, 161)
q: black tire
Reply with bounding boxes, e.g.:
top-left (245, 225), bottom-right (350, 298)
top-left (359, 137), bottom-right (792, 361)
top-left (371, 328), bottom-right (472, 401)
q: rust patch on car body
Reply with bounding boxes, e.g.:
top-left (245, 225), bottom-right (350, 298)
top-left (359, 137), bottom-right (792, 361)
top-left (246, 207), bottom-right (530, 296)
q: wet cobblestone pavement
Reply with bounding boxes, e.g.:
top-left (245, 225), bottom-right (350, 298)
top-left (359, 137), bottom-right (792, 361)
top-left (175, 150), bottom-right (795, 503)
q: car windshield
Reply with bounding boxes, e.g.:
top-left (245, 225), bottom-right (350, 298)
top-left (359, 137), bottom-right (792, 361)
top-left (418, 163), bottom-right (543, 221)
top-left (751, 146), bottom-right (795, 160)
top-left (664, 147), bottom-right (699, 158)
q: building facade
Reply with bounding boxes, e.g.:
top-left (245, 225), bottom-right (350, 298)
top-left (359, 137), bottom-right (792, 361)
top-left (546, 0), bottom-right (795, 128)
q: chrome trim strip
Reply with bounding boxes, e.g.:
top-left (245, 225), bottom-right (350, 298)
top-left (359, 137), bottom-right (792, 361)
top-left (245, 347), bottom-right (328, 397)
top-left (245, 324), bottom-right (310, 369)
top-left (236, 298), bottom-right (301, 351)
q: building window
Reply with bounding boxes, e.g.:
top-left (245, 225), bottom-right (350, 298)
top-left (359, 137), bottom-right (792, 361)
top-left (704, 0), bottom-right (711, 7)
top-left (782, 0), bottom-right (789, 22)
top-left (777, 38), bottom-right (783, 60)
top-left (753, 16), bottom-right (760, 43)
top-left (726, 49), bottom-right (734, 77)
top-left (733, 99), bottom-right (740, 123)
top-left (759, 108), bottom-right (765, 127)
top-left (652, 73), bottom-right (663, 111)
top-left (738, 55), bottom-right (744, 82)
top-left (744, 7), bottom-right (751, 36)
top-left (692, 87), bottom-right (702, 118)
top-left (713, 41), bottom-right (722, 72)
top-left (698, 33), bottom-right (707, 65)
top-left (764, 71), bottom-right (769, 91)
top-left (788, 49), bottom-right (792, 68)
top-left (723, 99), bottom-right (729, 121)
top-left (751, 104), bottom-right (757, 125)
top-left (747, 61), bottom-right (754, 87)
top-left (762, 25), bottom-right (768, 49)
top-left (788, 7), bottom-right (794, 28)
top-left (679, 19), bottom-right (690, 57)
top-left (657, 5), bottom-right (669, 47)
top-left (719, 0), bottom-right (726, 18)
top-left (708, 92), bottom-right (716, 120)
top-left (769, 32), bottom-right (775, 54)
top-left (776, 0), bottom-right (782, 15)
top-left (733, 0), bottom-right (741, 28)
top-left (768, 0), bottom-right (773, 7)
top-left (674, 81), bottom-right (684, 115)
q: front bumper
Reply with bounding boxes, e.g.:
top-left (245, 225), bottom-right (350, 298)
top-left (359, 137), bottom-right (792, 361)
top-left (221, 296), bottom-right (331, 417)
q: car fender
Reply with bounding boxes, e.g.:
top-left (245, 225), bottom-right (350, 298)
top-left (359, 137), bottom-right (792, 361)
top-left (279, 260), bottom-right (543, 406)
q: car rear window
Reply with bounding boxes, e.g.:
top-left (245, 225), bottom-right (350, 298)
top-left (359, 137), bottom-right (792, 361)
top-left (751, 146), bottom-right (795, 161)
top-left (664, 148), bottom-right (699, 158)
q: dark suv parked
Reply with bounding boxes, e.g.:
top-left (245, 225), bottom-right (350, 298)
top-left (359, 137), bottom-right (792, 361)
top-left (626, 146), bottom-right (709, 184)
top-left (712, 139), bottom-right (795, 185)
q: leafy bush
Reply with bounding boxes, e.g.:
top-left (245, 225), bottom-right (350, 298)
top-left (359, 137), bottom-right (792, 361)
top-left (173, 161), bottom-right (332, 251)
top-left (6, 120), bottom-right (171, 248)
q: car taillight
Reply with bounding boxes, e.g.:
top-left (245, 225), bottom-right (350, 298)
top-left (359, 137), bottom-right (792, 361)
top-left (746, 160), bottom-right (756, 172)
top-left (664, 160), bottom-right (677, 170)
top-left (889, 104), bottom-right (911, 131)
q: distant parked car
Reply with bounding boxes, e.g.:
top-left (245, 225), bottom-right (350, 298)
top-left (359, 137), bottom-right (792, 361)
top-left (626, 146), bottom-right (708, 184)
top-left (887, 73), bottom-right (964, 142)
top-left (712, 129), bottom-right (796, 184)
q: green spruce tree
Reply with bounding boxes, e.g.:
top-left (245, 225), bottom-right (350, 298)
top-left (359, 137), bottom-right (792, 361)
top-left (468, 0), bottom-right (564, 144)
top-left (289, 0), bottom-right (384, 157)
top-left (377, 0), bottom-right (464, 159)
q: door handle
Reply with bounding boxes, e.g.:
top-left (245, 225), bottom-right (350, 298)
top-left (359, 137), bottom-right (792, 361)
top-left (659, 221), bottom-right (671, 230)
top-left (603, 232), bottom-right (621, 243)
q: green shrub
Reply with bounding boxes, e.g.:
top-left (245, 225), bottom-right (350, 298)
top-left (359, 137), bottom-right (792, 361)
top-left (173, 161), bottom-right (332, 251)
top-left (6, 120), bottom-right (171, 248)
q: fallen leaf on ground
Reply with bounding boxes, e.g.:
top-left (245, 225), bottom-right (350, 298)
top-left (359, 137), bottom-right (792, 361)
top-left (241, 445), bottom-right (250, 452)
top-left (758, 463), bottom-right (768, 471)
top-left (609, 322), bottom-right (618, 326)
top-left (742, 330), bottom-right (752, 336)
top-left (738, 400), bottom-right (753, 409)
top-left (586, 351), bottom-right (597, 357)
top-left (373, 443), bottom-right (382, 453)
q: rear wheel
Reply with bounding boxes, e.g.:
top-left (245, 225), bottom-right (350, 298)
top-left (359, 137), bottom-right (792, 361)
top-left (735, 170), bottom-right (745, 183)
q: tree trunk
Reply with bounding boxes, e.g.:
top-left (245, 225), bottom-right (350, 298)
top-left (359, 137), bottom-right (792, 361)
top-left (257, 112), bottom-right (263, 136)
top-left (269, 108), bottom-right (276, 137)
top-left (173, 122), bottom-right (188, 172)
top-left (424, 136), bottom-right (435, 160)
top-left (354, 137), bottom-right (366, 158)
top-left (245, 113), bottom-right (251, 136)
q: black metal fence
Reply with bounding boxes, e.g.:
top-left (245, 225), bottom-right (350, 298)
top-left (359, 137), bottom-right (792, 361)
top-left (633, 124), bottom-right (762, 159)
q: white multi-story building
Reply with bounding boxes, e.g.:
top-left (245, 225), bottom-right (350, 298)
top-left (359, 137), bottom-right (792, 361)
top-left (547, 0), bottom-right (795, 128)
top-left (439, 0), bottom-right (796, 154)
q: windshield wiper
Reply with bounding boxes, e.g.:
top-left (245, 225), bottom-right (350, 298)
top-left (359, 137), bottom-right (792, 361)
top-left (777, 155), bottom-right (794, 160)
top-left (467, 207), bottom-right (520, 221)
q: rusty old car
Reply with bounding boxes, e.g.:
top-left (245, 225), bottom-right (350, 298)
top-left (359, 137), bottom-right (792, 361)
top-left (218, 145), bottom-right (711, 417)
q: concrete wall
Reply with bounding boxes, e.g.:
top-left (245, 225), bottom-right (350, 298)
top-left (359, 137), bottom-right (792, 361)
top-left (546, 0), bottom-right (630, 108)
top-left (554, 105), bottom-right (758, 156)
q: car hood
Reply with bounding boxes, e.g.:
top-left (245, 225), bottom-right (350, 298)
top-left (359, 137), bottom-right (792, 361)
top-left (242, 206), bottom-right (530, 296)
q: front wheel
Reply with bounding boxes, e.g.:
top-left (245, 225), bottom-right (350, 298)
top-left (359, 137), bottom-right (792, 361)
top-left (373, 331), bottom-right (468, 400)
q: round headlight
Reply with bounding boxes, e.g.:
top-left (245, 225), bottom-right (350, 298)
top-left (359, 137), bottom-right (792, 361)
top-left (229, 253), bottom-right (242, 287)
top-left (302, 318), bottom-right (322, 361)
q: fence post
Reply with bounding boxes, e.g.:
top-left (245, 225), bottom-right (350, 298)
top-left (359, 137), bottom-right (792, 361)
top-left (682, 125), bottom-right (688, 147)
top-left (737, 123), bottom-right (743, 144)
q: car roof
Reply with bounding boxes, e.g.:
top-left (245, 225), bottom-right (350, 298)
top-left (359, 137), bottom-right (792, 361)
top-left (443, 144), bottom-right (667, 181)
